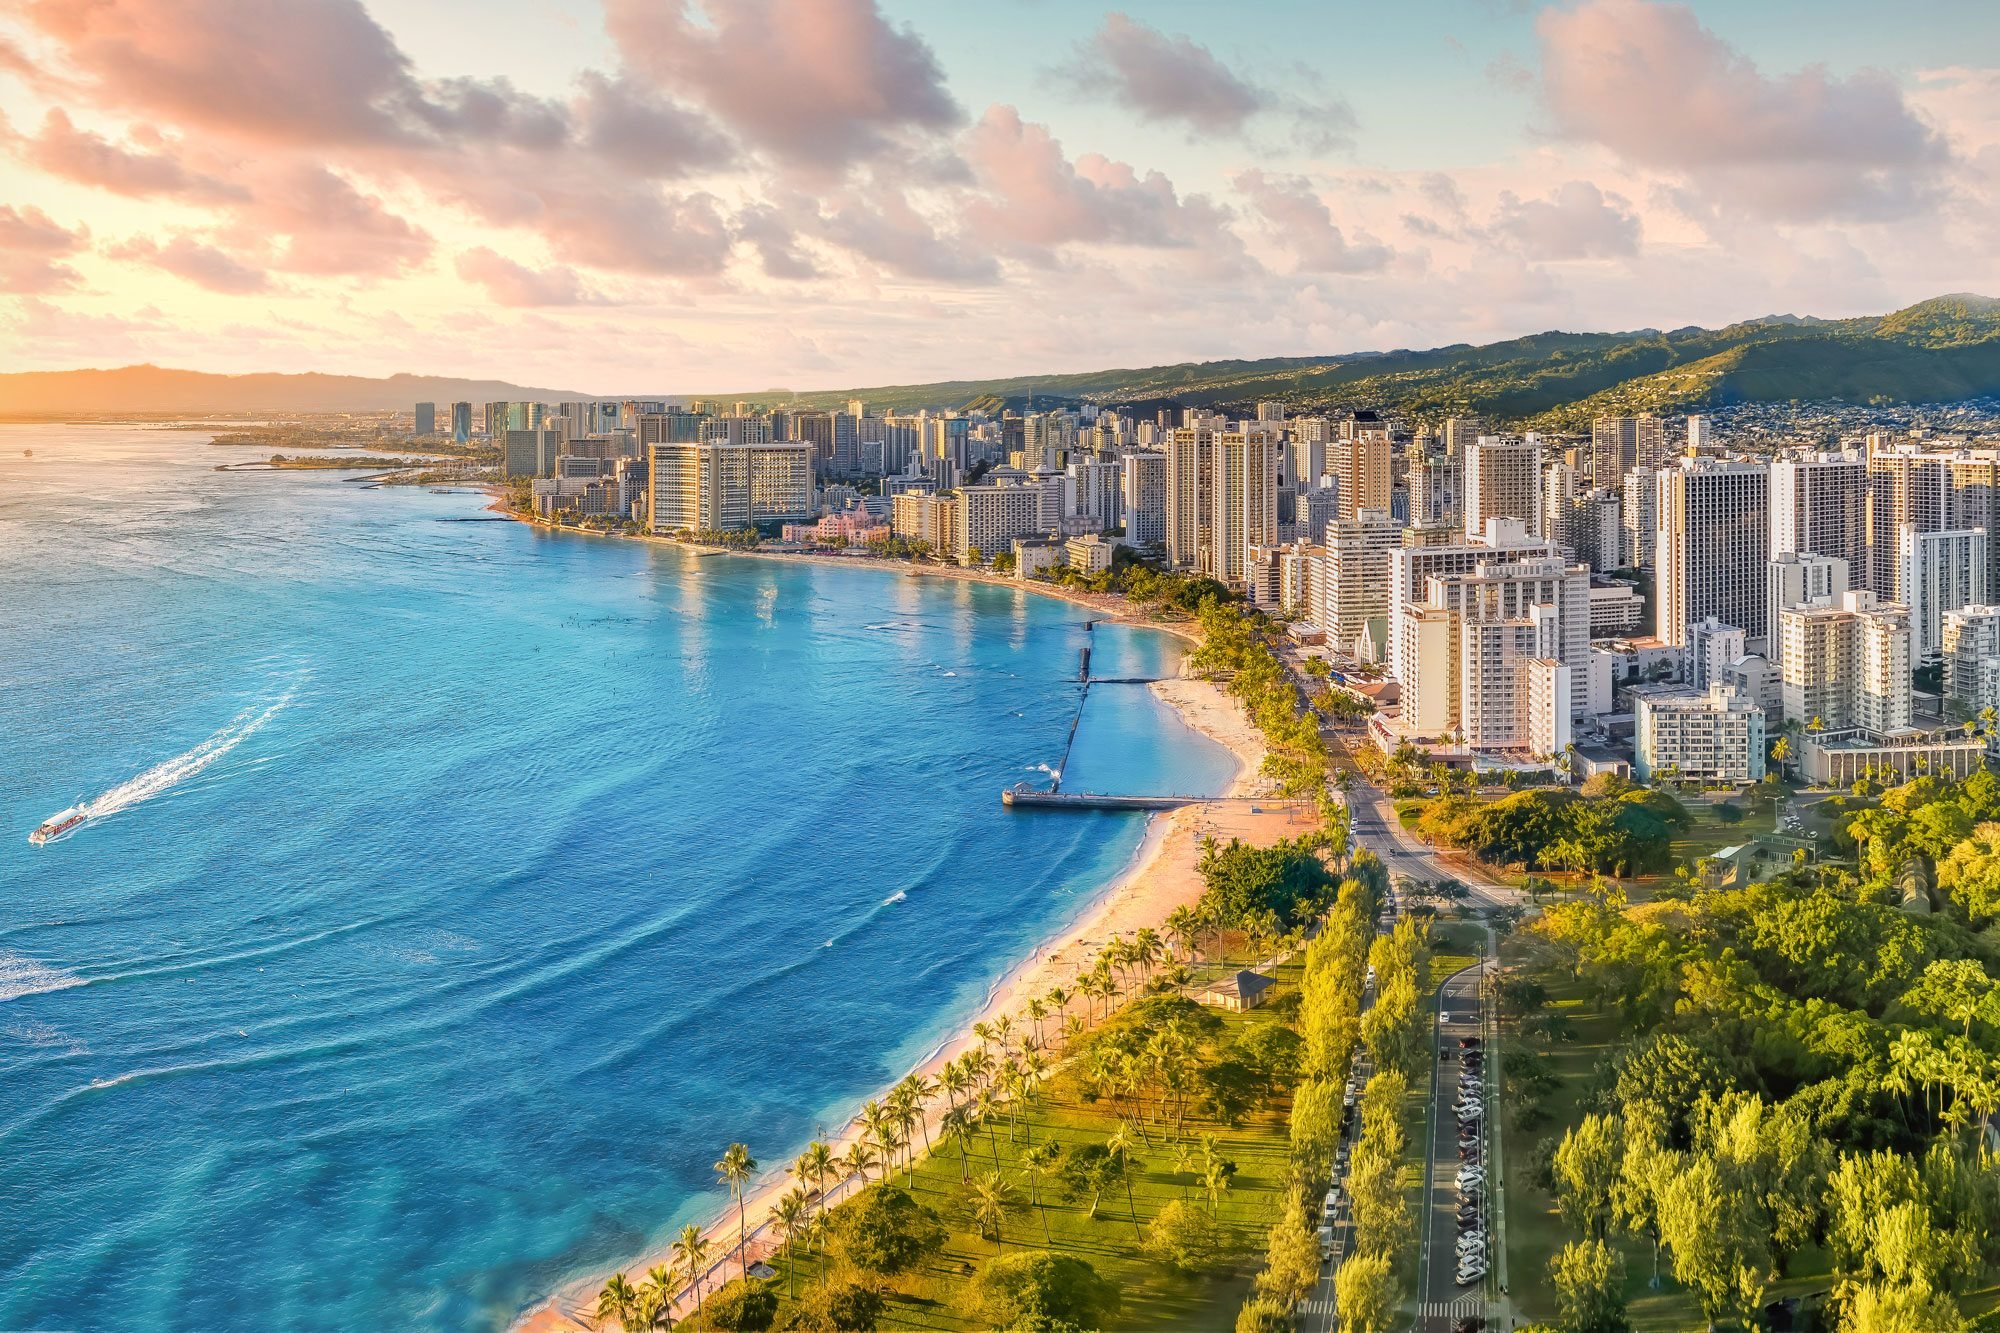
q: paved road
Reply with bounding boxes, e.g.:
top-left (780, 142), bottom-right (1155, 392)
top-left (1300, 902), bottom-right (1393, 1333)
top-left (1414, 962), bottom-right (1490, 1332)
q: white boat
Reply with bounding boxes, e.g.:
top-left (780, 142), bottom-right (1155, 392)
top-left (29, 803), bottom-right (87, 845)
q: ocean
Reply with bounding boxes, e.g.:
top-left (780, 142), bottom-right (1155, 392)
top-left (0, 424), bottom-right (1236, 1331)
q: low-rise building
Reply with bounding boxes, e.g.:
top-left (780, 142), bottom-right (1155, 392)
top-left (1633, 683), bottom-right (1767, 784)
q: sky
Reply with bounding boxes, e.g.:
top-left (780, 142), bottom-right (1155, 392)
top-left (1, 0), bottom-right (1997, 394)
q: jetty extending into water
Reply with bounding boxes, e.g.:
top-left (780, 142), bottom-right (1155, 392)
top-left (1001, 783), bottom-right (1203, 811)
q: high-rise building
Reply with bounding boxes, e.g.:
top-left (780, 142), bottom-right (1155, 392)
top-left (1688, 617), bottom-right (1747, 690)
top-left (1464, 437), bottom-right (1542, 540)
top-left (1589, 415), bottom-right (1663, 488)
top-left (1655, 458), bottom-right (1769, 647)
top-left (485, 401), bottom-right (543, 436)
top-left (648, 441), bottom-right (812, 532)
top-left (1394, 551), bottom-right (1589, 743)
top-left (1541, 462), bottom-right (1619, 570)
top-left (1164, 427), bottom-right (1280, 585)
top-left (1409, 450), bottom-right (1462, 528)
top-left (1621, 467), bottom-right (1657, 568)
top-left (501, 429), bottom-right (561, 478)
top-left (955, 474), bottom-right (1063, 565)
top-left (1330, 434), bottom-right (1392, 521)
top-left (1770, 451), bottom-right (1867, 575)
top-left (1942, 605), bottom-right (2000, 720)
top-left (1387, 517), bottom-right (1553, 676)
top-left (449, 401), bottom-right (472, 443)
top-left (413, 402), bottom-right (436, 437)
top-left (1899, 526), bottom-right (1988, 662)
top-left (1767, 552), bottom-right (1849, 652)
top-left (1120, 449), bottom-right (1166, 548)
top-left (1777, 590), bottom-right (1911, 734)
top-left (1307, 508), bottom-right (1406, 655)
top-left (1442, 417), bottom-right (1485, 456)
top-left (1686, 415), bottom-right (1712, 454)
top-left (1865, 437), bottom-right (2000, 599)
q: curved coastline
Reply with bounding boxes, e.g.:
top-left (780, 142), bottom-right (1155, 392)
top-left (508, 515), bottom-right (1270, 1333)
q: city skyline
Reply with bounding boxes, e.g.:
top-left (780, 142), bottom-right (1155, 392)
top-left (3, 0), bottom-right (1999, 388)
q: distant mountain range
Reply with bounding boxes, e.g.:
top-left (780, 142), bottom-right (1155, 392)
top-left (7, 294), bottom-right (2000, 424)
top-left (0, 367), bottom-right (600, 416)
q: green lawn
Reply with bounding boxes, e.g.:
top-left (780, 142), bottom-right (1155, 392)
top-left (759, 1003), bottom-right (1295, 1331)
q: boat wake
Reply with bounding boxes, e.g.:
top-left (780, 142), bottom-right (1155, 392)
top-left (32, 682), bottom-right (303, 844)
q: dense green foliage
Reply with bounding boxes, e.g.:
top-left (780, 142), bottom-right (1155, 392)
top-left (1195, 836), bottom-right (1337, 935)
top-left (1524, 771), bottom-right (2000, 1331)
top-left (969, 1251), bottom-right (1121, 1328)
top-left (1416, 781), bottom-right (1689, 876)
top-left (1187, 599), bottom-right (1330, 796)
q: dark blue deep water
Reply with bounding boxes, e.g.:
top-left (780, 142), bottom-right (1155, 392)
top-left (0, 425), bottom-right (1235, 1331)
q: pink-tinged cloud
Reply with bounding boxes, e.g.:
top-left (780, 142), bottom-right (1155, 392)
top-left (605, 0), bottom-right (961, 170)
top-left (536, 191), bottom-right (734, 278)
top-left (452, 248), bottom-right (603, 306)
top-left (0, 205), bottom-right (89, 294)
top-left (1490, 181), bottom-right (1641, 260)
top-left (575, 72), bottom-right (733, 179)
top-left (735, 205), bottom-right (821, 281)
top-left (1538, 0), bottom-right (1949, 219)
top-left (19, 109), bottom-right (248, 202)
top-left (1060, 14), bottom-right (1356, 152)
top-left (1234, 170), bottom-right (1393, 274)
top-left (820, 190), bottom-right (997, 284)
top-left (108, 234), bottom-right (271, 293)
top-left (1072, 13), bottom-right (1263, 135)
top-left (231, 167), bottom-right (431, 277)
top-left (21, 0), bottom-right (419, 146)
top-left (963, 105), bottom-right (1232, 255)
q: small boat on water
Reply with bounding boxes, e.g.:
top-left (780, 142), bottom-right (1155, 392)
top-left (29, 804), bottom-right (87, 845)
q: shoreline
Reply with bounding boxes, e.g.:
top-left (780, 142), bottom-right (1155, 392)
top-left (490, 500), bottom-right (1202, 642)
top-left (512, 660), bottom-right (1275, 1331)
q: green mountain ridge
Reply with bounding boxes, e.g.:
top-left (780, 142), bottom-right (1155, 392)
top-left (4, 295), bottom-right (1998, 422)
top-left (736, 294), bottom-right (2000, 424)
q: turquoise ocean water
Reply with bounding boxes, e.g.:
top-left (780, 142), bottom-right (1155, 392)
top-left (0, 425), bottom-right (1235, 1331)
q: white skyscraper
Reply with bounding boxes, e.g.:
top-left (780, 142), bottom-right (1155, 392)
top-left (1899, 526), bottom-right (1988, 662)
top-left (1777, 590), bottom-right (1911, 734)
top-left (1767, 552), bottom-right (1850, 651)
top-left (1770, 452), bottom-right (1867, 575)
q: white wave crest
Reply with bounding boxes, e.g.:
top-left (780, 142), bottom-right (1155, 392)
top-left (37, 679), bottom-right (304, 842)
top-left (0, 952), bottom-right (85, 1003)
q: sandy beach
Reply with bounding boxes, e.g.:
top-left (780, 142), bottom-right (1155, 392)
top-left (492, 503), bottom-right (1201, 641)
top-left (514, 657), bottom-right (1297, 1332)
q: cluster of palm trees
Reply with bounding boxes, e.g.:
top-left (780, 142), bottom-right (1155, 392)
top-left (594, 924), bottom-right (1222, 1327)
top-left (593, 1223), bottom-right (714, 1332)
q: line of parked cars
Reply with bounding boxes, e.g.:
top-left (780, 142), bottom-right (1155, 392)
top-left (1451, 1035), bottom-right (1487, 1287)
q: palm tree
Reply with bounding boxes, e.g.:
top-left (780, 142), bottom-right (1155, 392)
top-left (714, 1143), bottom-right (756, 1279)
top-left (639, 1265), bottom-right (676, 1331)
top-left (797, 1140), bottom-right (834, 1213)
top-left (595, 1273), bottom-right (638, 1331)
top-left (937, 1061), bottom-right (973, 1115)
top-left (1020, 1141), bottom-right (1063, 1243)
top-left (671, 1225), bottom-right (712, 1332)
top-left (1106, 1122), bottom-right (1145, 1237)
top-left (896, 1073), bottom-right (935, 1154)
top-left (1046, 985), bottom-right (1072, 1030)
top-left (1132, 927), bottom-right (1164, 984)
top-left (975, 1086), bottom-right (1002, 1163)
top-left (769, 1190), bottom-right (809, 1299)
top-left (968, 1171), bottom-right (1019, 1250)
top-left (859, 1100), bottom-right (895, 1181)
top-left (942, 1104), bottom-right (977, 1183)
top-left (1025, 996), bottom-right (1050, 1048)
top-left (1163, 905), bottom-right (1200, 963)
top-left (840, 1138), bottom-right (877, 1187)
top-left (992, 1013), bottom-right (1016, 1058)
